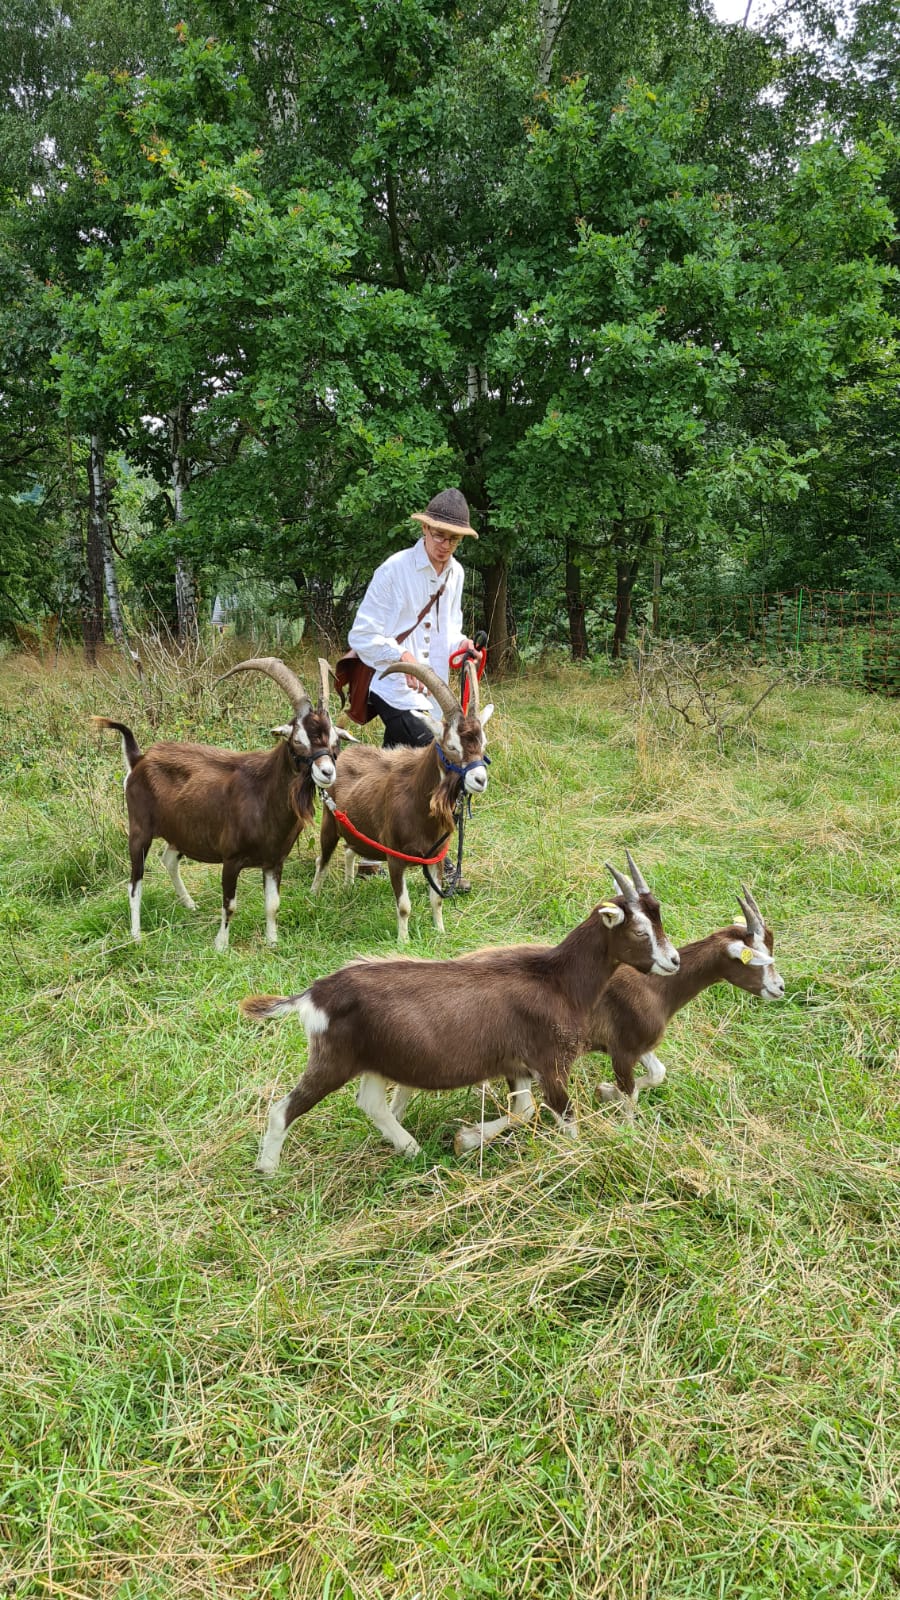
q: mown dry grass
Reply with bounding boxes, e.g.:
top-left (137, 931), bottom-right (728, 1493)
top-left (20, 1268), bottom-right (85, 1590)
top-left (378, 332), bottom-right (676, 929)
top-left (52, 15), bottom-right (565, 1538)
top-left (1, 643), bottom-right (898, 1599)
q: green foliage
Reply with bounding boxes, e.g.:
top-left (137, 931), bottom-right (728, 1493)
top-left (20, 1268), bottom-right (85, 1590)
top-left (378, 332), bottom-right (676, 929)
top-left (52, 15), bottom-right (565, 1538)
top-left (1, 0), bottom-right (899, 649)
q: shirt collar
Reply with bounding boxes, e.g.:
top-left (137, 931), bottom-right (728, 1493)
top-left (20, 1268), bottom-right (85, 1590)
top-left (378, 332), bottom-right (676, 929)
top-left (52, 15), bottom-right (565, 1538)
top-left (413, 536), bottom-right (457, 581)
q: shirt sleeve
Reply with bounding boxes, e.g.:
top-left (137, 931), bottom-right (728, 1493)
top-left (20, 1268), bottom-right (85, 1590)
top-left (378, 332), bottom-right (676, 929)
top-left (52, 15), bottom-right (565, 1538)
top-left (347, 559), bottom-right (405, 667)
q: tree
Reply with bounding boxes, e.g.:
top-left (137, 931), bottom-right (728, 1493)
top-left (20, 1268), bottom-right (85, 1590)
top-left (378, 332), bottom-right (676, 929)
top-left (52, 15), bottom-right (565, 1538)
top-left (486, 79), bottom-right (896, 652)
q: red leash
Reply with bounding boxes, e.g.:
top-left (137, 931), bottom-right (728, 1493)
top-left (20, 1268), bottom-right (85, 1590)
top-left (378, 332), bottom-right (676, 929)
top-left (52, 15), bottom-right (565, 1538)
top-left (322, 794), bottom-right (451, 865)
top-left (449, 644), bottom-right (487, 714)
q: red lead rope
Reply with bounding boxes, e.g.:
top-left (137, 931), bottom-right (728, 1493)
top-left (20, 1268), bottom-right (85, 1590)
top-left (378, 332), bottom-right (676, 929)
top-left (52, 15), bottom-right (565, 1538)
top-left (323, 643), bottom-right (485, 866)
top-left (450, 644), bottom-right (487, 714)
top-left (322, 793), bottom-right (451, 865)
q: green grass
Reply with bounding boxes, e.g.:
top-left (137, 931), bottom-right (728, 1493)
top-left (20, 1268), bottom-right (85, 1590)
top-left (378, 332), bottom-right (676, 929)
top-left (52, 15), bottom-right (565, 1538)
top-left (1, 645), bottom-right (898, 1599)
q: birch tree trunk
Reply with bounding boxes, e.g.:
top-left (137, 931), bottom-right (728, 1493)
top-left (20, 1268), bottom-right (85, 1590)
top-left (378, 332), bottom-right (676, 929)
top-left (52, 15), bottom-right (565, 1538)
top-left (83, 436), bottom-right (105, 664)
top-left (169, 402), bottom-right (198, 644)
top-left (538, 0), bottom-right (563, 85)
top-left (89, 431), bottom-right (126, 644)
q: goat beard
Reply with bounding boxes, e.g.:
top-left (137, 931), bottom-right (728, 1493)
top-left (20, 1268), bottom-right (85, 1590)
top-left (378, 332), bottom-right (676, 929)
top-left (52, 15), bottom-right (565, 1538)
top-left (429, 772), bottom-right (460, 836)
top-left (289, 773), bottom-right (316, 825)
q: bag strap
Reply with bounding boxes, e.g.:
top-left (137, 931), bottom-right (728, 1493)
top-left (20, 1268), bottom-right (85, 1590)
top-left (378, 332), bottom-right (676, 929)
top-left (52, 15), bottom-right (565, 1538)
top-left (396, 575), bottom-right (449, 646)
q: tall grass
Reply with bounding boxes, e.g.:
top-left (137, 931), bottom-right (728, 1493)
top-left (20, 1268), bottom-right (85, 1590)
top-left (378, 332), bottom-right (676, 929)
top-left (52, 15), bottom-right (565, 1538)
top-left (1, 646), bottom-right (898, 1599)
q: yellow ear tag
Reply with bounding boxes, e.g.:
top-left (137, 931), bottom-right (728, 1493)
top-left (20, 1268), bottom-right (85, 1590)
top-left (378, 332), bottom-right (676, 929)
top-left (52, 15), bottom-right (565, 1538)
top-left (740, 947), bottom-right (753, 965)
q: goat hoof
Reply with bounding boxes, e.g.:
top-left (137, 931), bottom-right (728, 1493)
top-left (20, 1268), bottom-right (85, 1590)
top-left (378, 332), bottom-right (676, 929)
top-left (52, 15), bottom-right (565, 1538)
top-left (453, 1126), bottom-right (480, 1156)
top-left (402, 1139), bottom-right (422, 1161)
top-left (598, 1083), bottom-right (620, 1103)
top-left (255, 1159), bottom-right (278, 1178)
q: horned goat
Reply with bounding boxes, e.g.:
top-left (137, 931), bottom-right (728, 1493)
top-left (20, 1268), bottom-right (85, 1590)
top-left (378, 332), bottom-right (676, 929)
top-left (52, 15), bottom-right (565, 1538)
top-left (93, 657), bottom-right (342, 949)
top-left (456, 887), bottom-right (785, 1149)
top-left (311, 657), bottom-right (492, 941)
top-left (243, 853), bottom-right (680, 1168)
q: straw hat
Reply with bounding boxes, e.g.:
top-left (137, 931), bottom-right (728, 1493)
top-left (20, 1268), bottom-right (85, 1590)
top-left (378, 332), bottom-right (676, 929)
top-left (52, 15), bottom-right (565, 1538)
top-left (411, 488), bottom-right (478, 539)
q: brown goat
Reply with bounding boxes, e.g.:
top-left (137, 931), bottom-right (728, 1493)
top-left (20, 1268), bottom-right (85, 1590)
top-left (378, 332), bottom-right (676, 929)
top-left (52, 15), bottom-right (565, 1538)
top-left (243, 853), bottom-right (680, 1168)
top-left (93, 658), bottom-right (342, 949)
top-left (594, 888), bottom-right (784, 1106)
top-left (312, 657), bottom-right (493, 941)
top-left (457, 888), bottom-right (785, 1150)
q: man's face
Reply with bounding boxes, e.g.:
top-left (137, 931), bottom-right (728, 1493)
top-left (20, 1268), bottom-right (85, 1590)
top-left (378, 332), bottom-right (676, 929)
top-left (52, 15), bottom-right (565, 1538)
top-left (423, 522), bottom-right (463, 570)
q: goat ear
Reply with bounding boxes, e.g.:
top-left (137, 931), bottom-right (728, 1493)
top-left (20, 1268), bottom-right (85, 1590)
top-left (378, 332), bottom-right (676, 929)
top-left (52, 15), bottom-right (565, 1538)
top-left (479, 702), bottom-right (495, 726)
top-left (422, 712), bottom-right (444, 739)
top-left (270, 722), bottom-right (294, 740)
top-left (727, 938), bottom-right (767, 966)
top-left (336, 726), bottom-right (360, 743)
top-left (597, 902), bottom-right (626, 929)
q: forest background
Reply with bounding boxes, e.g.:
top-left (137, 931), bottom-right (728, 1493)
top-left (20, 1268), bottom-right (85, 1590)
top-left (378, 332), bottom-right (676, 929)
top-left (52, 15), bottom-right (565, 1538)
top-left (1, 0), bottom-right (898, 669)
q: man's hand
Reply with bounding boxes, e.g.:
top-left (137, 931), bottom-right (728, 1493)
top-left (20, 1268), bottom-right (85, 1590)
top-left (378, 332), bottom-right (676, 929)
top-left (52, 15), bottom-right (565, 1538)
top-left (399, 650), bottom-right (424, 691)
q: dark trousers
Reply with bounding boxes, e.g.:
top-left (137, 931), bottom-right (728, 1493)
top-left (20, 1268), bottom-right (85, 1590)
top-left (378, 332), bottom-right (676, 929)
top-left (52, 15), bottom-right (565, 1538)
top-left (368, 690), bottom-right (435, 750)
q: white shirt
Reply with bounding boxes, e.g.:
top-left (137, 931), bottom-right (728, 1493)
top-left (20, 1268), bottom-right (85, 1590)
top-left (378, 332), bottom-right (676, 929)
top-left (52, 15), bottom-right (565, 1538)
top-left (348, 538), bottom-right (467, 717)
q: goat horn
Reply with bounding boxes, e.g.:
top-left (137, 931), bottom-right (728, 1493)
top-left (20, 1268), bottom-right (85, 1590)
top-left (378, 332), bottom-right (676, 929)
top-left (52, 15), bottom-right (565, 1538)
top-left (317, 657), bottom-right (330, 711)
top-left (605, 860), bottom-right (638, 903)
top-left (464, 658), bottom-right (480, 717)
top-left (624, 849), bottom-right (651, 895)
top-left (216, 657), bottom-right (309, 712)
top-left (378, 659), bottom-right (459, 719)
top-left (737, 884), bottom-right (764, 937)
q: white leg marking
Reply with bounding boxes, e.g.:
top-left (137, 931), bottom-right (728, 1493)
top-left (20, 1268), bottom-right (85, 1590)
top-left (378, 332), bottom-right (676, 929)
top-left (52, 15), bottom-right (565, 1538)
top-left (311, 855), bottom-right (329, 895)
top-left (637, 1052), bottom-right (666, 1091)
top-left (598, 1081), bottom-right (625, 1104)
top-left (454, 1078), bottom-right (536, 1155)
top-left (429, 880), bottom-right (445, 935)
top-left (343, 847), bottom-right (358, 887)
top-left (264, 871), bottom-right (280, 946)
top-left (389, 1084), bottom-right (415, 1123)
top-left (128, 879), bottom-right (142, 941)
top-left (214, 897), bottom-right (236, 952)
top-left (600, 1053), bottom-right (666, 1107)
top-left (356, 1073), bottom-right (421, 1158)
top-left (256, 1094), bottom-right (290, 1176)
top-left (161, 846), bottom-right (197, 910)
top-left (396, 871), bottom-right (411, 944)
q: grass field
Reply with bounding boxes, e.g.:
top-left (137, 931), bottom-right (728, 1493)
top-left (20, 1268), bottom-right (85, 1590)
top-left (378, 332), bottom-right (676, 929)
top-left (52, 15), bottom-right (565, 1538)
top-left (1, 644), bottom-right (898, 1600)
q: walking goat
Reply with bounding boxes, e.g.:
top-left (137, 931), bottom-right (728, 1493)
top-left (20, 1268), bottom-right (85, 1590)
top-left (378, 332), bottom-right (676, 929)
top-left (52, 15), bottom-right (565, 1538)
top-left (594, 886), bottom-right (783, 1109)
top-left (243, 853), bottom-right (680, 1168)
top-left (456, 887), bottom-right (784, 1150)
top-left (93, 657), bottom-right (341, 949)
top-left (312, 657), bottom-right (492, 941)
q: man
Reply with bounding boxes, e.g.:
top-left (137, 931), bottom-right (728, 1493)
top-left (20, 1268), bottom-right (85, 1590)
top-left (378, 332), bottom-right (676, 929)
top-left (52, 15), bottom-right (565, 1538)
top-left (347, 487), bottom-right (479, 890)
top-left (348, 487), bottom-right (478, 748)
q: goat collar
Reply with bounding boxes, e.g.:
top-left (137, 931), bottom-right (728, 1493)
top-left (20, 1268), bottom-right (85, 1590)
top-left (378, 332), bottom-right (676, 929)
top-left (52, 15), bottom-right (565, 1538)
top-left (435, 743), bottom-right (490, 779)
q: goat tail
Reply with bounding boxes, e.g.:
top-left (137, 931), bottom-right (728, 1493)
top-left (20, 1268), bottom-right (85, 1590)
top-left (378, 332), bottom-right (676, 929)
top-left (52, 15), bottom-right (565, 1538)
top-left (240, 989), bottom-right (329, 1037)
top-left (241, 994), bottom-right (296, 1021)
top-left (91, 716), bottom-right (142, 772)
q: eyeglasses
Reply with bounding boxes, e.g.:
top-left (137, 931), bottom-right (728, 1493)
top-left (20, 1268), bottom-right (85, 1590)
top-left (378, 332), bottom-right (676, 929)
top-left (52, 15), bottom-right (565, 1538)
top-left (426, 529), bottom-right (462, 548)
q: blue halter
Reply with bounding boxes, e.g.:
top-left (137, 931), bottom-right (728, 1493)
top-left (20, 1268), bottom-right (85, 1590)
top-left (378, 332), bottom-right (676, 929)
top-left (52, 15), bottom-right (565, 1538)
top-left (435, 745), bottom-right (491, 780)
